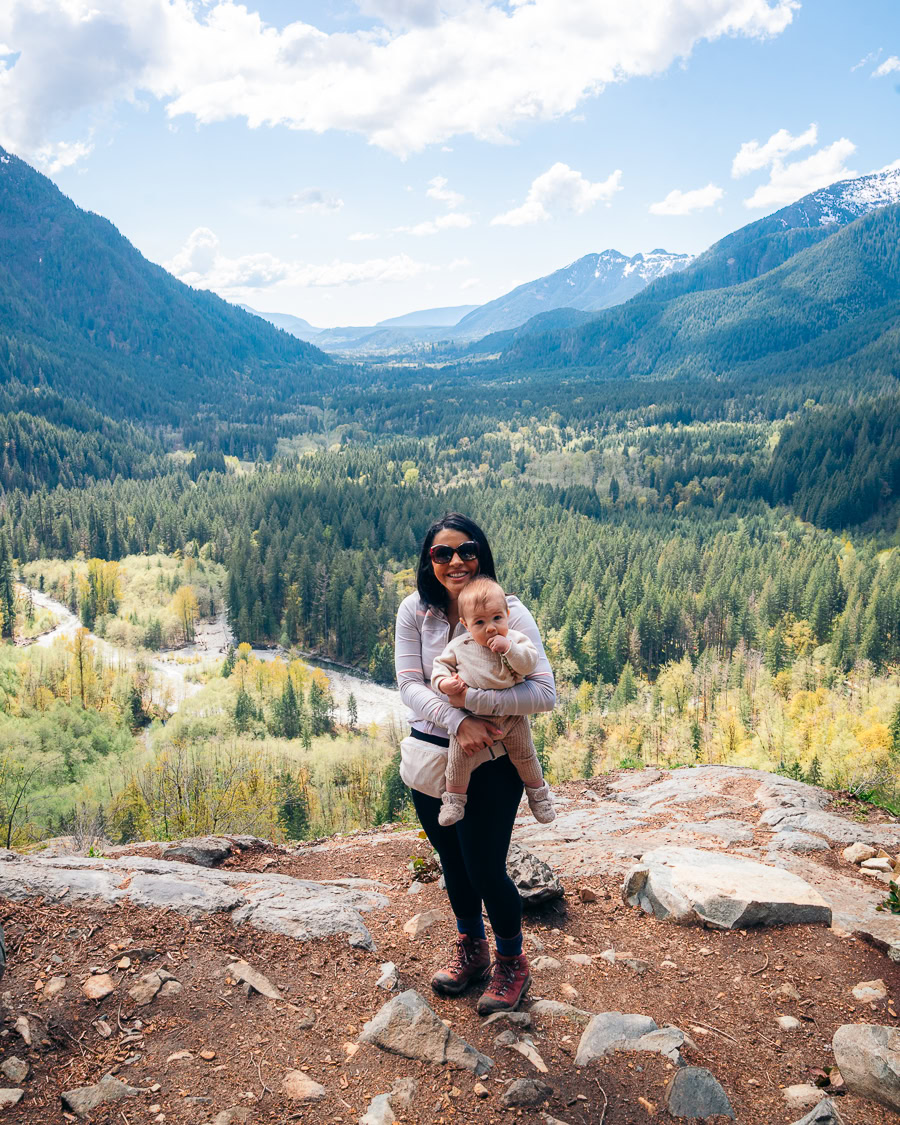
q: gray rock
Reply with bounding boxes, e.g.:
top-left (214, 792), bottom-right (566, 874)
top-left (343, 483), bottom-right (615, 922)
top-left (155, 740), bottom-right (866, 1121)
top-left (0, 1089), bottom-right (23, 1108)
top-left (281, 1070), bottom-right (326, 1101)
top-left (783, 1085), bottom-right (827, 1111)
top-left (832, 1023), bottom-right (900, 1111)
top-left (376, 962), bottom-right (399, 991)
top-left (359, 1078), bottom-right (418, 1125)
top-left (161, 834), bottom-right (264, 867)
top-left (0, 1057), bottom-right (29, 1083)
top-left (665, 1067), bottom-right (735, 1119)
top-left (529, 999), bottom-right (593, 1026)
top-left (501, 1078), bottom-right (553, 1107)
top-left (62, 1075), bottom-right (140, 1118)
top-left (208, 1110), bottom-right (251, 1125)
top-left (128, 968), bottom-right (171, 1006)
top-left (843, 843), bottom-right (877, 864)
top-left (634, 1026), bottom-right (690, 1064)
top-left (681, 820), bottom-right (754, 846)
top-left (575, 1012), bottom-right (658, 1065)
top-left (227, 960), bottom-right (283, 1000)
top-left (790, 1099), bottom-right (845, 1125)
top-left (506, 843), bottom-right (564, 905)
top-left (530, 956), bottom-right (562, 971)
top-left (358, 990), bottom-right (492, 1075)
top-left (770, 831), bottom-right (831, 853)
top-left (623, 847), bottom-right (832, 929)
top-left (0, 852), bottom-right (387, 950)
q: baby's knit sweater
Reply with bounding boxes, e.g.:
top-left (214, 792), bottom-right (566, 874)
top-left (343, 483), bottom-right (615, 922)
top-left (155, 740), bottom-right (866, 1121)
top-left (431, 629), bottom-right (539, 694)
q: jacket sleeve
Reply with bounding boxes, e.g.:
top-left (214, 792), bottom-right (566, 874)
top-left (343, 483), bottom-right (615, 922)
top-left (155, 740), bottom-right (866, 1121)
top-left (464, 600), bottom-right (556, 717)
top-left (431, 643), bottom-right (459, 691)
top-left (502, 631), bottom-right (539, 677)
top-left (394, 598), bottom-right (469, 735)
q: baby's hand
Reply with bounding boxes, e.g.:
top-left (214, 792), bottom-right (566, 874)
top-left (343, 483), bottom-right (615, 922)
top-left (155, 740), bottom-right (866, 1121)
top-left (487, 635), bottom-right (511, 654)
top-left (439, 674), bottom-right (467, 695)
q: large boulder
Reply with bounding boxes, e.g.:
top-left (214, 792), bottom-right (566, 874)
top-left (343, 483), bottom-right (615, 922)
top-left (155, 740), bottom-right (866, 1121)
top-left (665, 1066), bottom-right (735, 1120)
top-left (506, 843), bottom-right (564, 905)
top-left (161, 835), bottom-right (265, 867)
top-left (358, 990), bottom-right (492, 1075)
top-left (623, 847), bottom-right (832, 929)
top-left (832, 1023), bottom-right (900, 1112)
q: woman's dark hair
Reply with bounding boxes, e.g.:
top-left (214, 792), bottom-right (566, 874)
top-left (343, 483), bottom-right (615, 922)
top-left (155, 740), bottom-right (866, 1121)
top-left (416, 513), bottom-right (497, 610)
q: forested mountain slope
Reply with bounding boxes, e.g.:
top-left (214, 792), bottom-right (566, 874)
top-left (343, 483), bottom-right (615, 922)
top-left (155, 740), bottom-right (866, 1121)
top-left (0, 148), bottom-right (331, 457)
top-left (496, 203), bottom-right (900, 379)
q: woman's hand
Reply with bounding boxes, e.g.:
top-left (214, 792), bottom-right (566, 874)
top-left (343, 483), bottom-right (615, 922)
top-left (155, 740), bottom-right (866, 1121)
top-left (455, 716), bottom-right (504, 755)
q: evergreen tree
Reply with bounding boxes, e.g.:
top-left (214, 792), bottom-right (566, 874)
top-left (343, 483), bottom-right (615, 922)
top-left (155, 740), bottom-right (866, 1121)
top-left (806, 754), bottom-right (824, 787)
top-left (347, 692), bottom-right (358, 731)
top-left (276, 771), bottom-right (310, 839)
top-left (0, 532), bottom-right (14, 640)
top-left (221, 645), bottom-right (236, 677)
top-left (234, 685), bottom-right (256, 733)
top-left (278, 676), bottom-right (301, 740)
top-left (890, 702), bottom-right (900, 757)
top-left (376, 751), bottom-right (408, 824)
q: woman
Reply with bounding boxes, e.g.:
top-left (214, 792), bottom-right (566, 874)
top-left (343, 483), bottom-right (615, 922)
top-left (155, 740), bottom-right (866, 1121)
top-left (394, 513), bottom-right (556, 1014)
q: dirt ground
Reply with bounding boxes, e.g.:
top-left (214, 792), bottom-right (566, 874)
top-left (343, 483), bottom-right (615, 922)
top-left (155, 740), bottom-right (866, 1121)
top-left (2, 816), bottom-right (900, 1125)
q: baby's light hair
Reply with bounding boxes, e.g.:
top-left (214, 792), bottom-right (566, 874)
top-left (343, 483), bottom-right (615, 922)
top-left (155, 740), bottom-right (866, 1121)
top-left (459, 576), bottom-right (507, 620)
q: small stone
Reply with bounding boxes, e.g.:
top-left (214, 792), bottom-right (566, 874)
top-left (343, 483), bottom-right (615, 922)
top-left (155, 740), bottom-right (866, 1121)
top-left (44, 975), bottom-right (66, 999)
top-left (842, 843), bottom-right (877, 864)
top-left (358, 990), bottom-right (492, 1075)
top-left (82, 974), bottom-right (116, 1001)
top-left (128, 970), bottom-right (165, 1006)
top-left (296, 1008), bottom-right (316, 1029)
top-left (789, 1099), bottom-right (846, 1125)
top-left (0, 1058), bottom-right (29, 1083)
top-left (564, 953), bottom-right (592, 967)
top-left (481, 1010), bottom-right (531, 1028)
top-left (783, 1084), bottom-right (826, 1111)
top-left (474, 1082), bottom-right (489, 1097)
top-left (403, 910), bottom-right (443, 937)
top-left (94, 1020), bottom-right (112, 1038)
top-left (158, 979), bottom-right (182, 998)
top-left (209, 1109), bottom-right (251, 1125)
top-left (0, 1090), bottom-right (23, 1109)
top-left (861, 858), bottom-right (893, 872)
top-left (149, 1104), bottom-right (162, 1113)
top-left (530, 956), bottom-right (562, 971)
top-left (226, 960), bottom-right (283, 1000)
top-left (377, 962), bottom-right (399, 991)
top-left (501, 1078), bottom-right (553, 1107)
top-left (529, 999), bottom-right (593, 1026)
top-left (777, 983), bottom-right (801, 1001)
top-left (166, 1050), bottom-right (193, 1064)
top-left (599, 949), bottom-right (616, 964)
top-left (560, 984), bottom-right (579, 1002)
top-left (666, 1067), bottom-right (735, 1119)
top-left (116, 957), bottom-right (132, 970)
top-left (852, 979), bottom-right (887, 1002)
top-left (199, 1049), bottom-right (216, 1060)
top-left (281, 1069), bottom-right (326, 1101)
top-left (833, 1023), bottom-right (900, 1111)
top-left (778, 1016), bottom-right (801, 1031)
top-left (578, 886), bottom-right (598, 903)
top-left (62, 1075), bottom-right (140, 1118)
top-left (13, 1017), bottom-right (31, 1046)
top-left (661, 959), bottom-right (678, 970)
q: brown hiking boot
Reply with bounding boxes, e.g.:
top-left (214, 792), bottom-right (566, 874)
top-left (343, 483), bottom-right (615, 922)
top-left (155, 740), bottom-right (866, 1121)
top-left (431, 935), bottom-right (491, 996)
top-left (476, 952), bottom-right (531, 1015)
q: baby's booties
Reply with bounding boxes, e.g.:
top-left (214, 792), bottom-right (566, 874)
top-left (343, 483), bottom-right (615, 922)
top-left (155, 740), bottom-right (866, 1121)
top-left (525, 781), bottom-right (556, 823)
top-left (439, 791), bottom-right (467, 826)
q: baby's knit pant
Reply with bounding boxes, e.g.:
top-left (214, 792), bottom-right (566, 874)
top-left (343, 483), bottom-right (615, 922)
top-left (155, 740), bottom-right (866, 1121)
top-left (446, 715), bottom-right (544, 792)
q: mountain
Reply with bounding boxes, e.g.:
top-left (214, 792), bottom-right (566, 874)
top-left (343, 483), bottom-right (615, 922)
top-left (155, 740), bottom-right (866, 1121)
top-left (238, 306), bottom-right (322, 341)
top-left (631, 163), bottom-right (900, 307)
top-left (377, 304), bottom-right (478, 328)
top-left (0, 148), bottom-right (330, 456)
top-left (497, 201), bottom-right (900, 381)
top-left (453, 249), bottom-right (693, 338)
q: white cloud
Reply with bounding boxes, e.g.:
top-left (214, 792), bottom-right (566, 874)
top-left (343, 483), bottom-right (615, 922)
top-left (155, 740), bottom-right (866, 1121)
top-left (165, 227), bottom-right (430, 293)
top-left (491, 162), bottom-right (622, 226)
top-left (874, 55), bottom-right (900, 77)
top-left (731, 123), bottom-right (818, 177)
top-left (266, 188), bottom-right (344, 214)
top-left (348, 231), bottom-right (379, 241)
top-left (460, 277), bottom-right (481, 290)
top-left (32, 137), bottom-right (93, 173)
top-left (742, 138), bottom-right (857, 209)
top-left (426, 175), bottom-right (463, 209)
top-left (448, 257), bottom-right (470, 269)
top-left (0, 0), bottom-right (799, 160)
top-left (399, 211), bottom-right (473, 236)
top-left (649, 182), bottom-right (723, 215)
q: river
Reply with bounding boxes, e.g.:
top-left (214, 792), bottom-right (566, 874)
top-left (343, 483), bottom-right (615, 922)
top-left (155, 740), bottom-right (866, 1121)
top-left (22, 588), bottom-right (404, 728)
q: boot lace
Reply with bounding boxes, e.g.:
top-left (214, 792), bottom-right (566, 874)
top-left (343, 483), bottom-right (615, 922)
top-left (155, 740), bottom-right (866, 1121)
top-left (446, 936), bottom-right (475, 975)
top-left (489, 957), bottom-right (520, 999)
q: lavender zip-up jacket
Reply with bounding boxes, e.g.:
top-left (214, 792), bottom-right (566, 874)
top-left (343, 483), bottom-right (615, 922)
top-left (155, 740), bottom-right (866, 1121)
top-left (394, 592), bottom-right (556, 738)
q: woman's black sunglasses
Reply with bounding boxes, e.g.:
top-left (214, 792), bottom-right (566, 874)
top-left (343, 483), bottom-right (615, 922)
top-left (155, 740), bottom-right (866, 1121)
top-left (429, 540), bottom-right (480, 565)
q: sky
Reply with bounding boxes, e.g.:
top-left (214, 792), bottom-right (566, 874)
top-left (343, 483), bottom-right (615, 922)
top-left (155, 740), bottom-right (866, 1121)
top-left (0, 0), bottom-right (897, 327)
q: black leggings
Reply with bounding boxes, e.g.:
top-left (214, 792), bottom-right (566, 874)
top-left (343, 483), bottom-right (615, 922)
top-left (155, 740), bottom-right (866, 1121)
top-left (411, 754), bottom-right (523, 940)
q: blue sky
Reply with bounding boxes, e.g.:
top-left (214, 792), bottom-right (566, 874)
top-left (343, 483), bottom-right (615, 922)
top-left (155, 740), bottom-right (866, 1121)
top-left (1, 0), bottom-right (897, 325)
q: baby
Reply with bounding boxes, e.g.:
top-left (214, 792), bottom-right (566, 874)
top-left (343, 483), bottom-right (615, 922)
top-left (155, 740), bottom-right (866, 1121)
top-left (431, 576), bottom-right (556, 827)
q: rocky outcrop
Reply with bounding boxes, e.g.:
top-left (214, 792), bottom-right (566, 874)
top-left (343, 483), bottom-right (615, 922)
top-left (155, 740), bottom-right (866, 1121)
top-left (0, 851), bottom-right (387, 950)
top-left (506, 843), bottom-right (564, 905)
top-left (623, 847), bottom-right (832, 929)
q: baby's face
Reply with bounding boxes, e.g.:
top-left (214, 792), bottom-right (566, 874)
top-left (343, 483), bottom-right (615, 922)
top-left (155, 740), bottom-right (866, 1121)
top-left (462, 592), bottom-right (510, 647)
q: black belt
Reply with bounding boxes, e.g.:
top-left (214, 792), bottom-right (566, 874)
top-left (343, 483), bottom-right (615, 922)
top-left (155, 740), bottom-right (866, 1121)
top-left (409, 728), bottom-right (450, 748)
